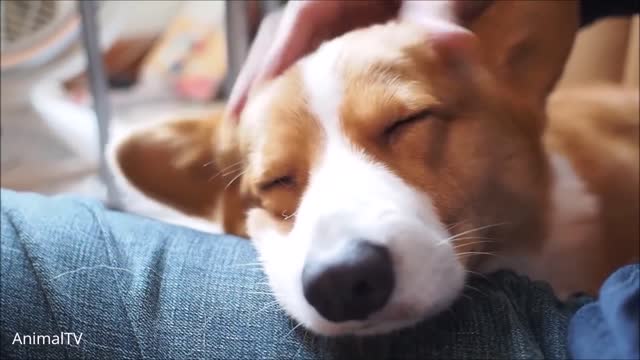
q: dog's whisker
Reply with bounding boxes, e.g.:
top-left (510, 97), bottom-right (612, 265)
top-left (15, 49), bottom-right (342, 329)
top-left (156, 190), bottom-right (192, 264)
top-left (464, 284), bottom-right (489, 297)
top-left (221, 166), bottom-right (247, 177)
top-left (282, 210), bottom-right (298, 221)
top-left (456, 251), bottom-right (495, 257)
top-left (465, 270), bottom-right (489, 280)
top-left (450, 222), bottom-right (509, 240)
top-left (246, 291), bottom-right (275, 296)
top-left (281, 322), bottom-right (305, 342)
top-left (208, 161), bottom-right (245, 181)
top-left (457, 251), bottom-right (505, 262)
top-left (217, 160), bottom-right (245, 172)
top-left (215, 167), bottom-right (246, 182)
top-left (450, 240), bottom-right (497, 249)
top-left (450, 236), bottom-right (496, 242)
top-left (294, 330), bottom-right (308, 358)
top-left (209, 162), bottom-right (243, 180)
top-left (254, 300), bottom-right (281, 316)
top-left (445, 220), bottom-right (469, 232)
top-left (451, 237), bottom-right (496, 243)
top-left (438, 222), bottom-right (510, 246)
top-left (438, 237), bottom-right (496, 247)
top-left (225, 169), bottom-right (248, 190)
top-left (232, 262), bottom-right (264, 268)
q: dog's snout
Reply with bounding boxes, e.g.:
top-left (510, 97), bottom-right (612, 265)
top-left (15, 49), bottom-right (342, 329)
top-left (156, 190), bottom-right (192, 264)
top-left (302, 241), bottom-right (394, 322)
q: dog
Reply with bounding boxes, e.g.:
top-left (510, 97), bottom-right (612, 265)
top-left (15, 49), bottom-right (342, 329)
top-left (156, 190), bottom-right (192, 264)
top-left (112, 1), bottom-right (639, 336)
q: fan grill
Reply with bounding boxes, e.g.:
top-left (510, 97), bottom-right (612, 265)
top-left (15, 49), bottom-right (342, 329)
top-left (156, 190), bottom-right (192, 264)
top-left (1, 0), bottom-right (58, 52)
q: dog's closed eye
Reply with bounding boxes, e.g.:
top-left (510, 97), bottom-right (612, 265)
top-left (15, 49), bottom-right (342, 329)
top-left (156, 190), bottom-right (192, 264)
top-left (258, 175), bottom-right (296, 192)
top-left (383, 109), bottom-right (434, 138)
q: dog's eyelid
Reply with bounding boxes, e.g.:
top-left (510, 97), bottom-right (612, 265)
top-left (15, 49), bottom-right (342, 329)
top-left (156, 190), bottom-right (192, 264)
top-left (400, 109), bottom-right (434, 123)
top-left (258, 175), bottom-right (296, 192)
top-left (384, 108), bottom-right (434, 136)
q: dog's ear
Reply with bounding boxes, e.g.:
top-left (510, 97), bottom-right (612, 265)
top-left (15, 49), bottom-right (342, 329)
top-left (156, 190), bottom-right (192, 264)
top-left (114, 109), bottom-right (244, 231)
top-left (469, 1), bottom-right (579, 106)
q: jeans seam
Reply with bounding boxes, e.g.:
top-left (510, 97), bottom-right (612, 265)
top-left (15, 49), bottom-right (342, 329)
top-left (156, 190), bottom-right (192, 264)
top-left (77, 201), bottom-right (146, 360)
top-left (4, 209), bottom-right (70, 360)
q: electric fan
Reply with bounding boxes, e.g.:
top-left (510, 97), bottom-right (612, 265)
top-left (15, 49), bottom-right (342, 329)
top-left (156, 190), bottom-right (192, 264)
top-left (1, 0), bottom-right (125, 205)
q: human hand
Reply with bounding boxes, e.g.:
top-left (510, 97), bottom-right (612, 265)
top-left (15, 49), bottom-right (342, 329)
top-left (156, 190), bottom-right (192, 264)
top-left (226, 0), bottom-right (492, 119)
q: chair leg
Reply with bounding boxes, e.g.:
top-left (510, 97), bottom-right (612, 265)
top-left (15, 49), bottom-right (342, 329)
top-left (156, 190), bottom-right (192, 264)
top-left (78, 0), bottom-right (120, 208)
top-left (221, 0), bottom-right (282, 99)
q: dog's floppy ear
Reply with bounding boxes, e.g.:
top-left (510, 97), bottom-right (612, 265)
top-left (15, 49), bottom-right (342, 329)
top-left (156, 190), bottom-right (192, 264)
top-left (469, 1), bottom-right (579, 106)
top-left (114, 110), bottom-right (228, 222)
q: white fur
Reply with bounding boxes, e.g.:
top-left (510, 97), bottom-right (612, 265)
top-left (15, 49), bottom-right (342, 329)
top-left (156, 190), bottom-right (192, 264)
top-left (247, 37), bottom-right (465, 336)
top-left (545, 154), bottom-right (600, 249)
top-left (107, 108), bottom-right (224, 234)
top-left (481, 153), bottom-right (600, 299)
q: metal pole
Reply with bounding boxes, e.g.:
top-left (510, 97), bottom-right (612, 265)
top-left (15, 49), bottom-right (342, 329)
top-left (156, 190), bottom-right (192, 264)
top-left (222, 0), bottom-right (251, 99)
top-left (78, 0), bottom-right (120, 209)
top-left (260, 0), bottom-right (281, 14)
top-left (221, 0), bottom-right (283, 99)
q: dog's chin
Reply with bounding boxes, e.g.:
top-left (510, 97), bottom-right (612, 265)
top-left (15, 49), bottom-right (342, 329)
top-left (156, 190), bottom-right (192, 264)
top-left (258, 243), bottom-right (467, 337)
top-left (351, 318), bottom-right (426, 336)
top-left (295, 277), bottom-right (466, 337)
top-left (301, 303), bottom-right (456, 337)
top-left (301, 318), bottom-right (423, 337)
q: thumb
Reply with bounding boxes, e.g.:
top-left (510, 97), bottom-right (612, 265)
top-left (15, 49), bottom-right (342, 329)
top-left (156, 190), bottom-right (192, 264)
top-left (399, 0), bottom-right (492, 28)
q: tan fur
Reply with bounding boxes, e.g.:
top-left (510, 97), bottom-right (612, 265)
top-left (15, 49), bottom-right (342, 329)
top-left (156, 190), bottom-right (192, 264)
top-left (334, 23), bottom-right (552, 270)
top-left (112, 1), bottom-right (638, 297)
top-left (236, 68), bottom-right (321, 224)
top-left (116, 114), bottom-right (223, 219)
top-left (470, 0), bottom-right (579, 108)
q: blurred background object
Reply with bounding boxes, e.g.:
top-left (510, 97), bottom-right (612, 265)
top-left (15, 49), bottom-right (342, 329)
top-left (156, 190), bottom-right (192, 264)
top-left (0, 1), bottom-right (637, 230)
top-left (1, 0), bottom-right (277, 229)
top-left (1, 0), bottom-right (129, 198)
top-left (558, 16), bottom-right (639, 88)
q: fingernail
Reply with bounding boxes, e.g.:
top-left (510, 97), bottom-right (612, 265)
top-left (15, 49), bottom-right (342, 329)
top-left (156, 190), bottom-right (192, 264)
top-left (225, 80), bottom-right (245, 117)
top-left (231, 94), bottom-right (247, 120)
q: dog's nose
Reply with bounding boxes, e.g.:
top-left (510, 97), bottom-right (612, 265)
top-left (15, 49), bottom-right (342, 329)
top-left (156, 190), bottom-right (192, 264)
top-left (302, 241), bottom-right (394, 322)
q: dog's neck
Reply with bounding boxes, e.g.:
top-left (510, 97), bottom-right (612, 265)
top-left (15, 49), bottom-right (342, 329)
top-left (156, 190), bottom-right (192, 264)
top-left (480, 152), bottom-right (601, 299)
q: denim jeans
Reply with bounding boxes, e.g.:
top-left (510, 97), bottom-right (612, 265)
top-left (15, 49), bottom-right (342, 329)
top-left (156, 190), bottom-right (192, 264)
top-left (569, 264), bottom-right (639, 359)
top-left (0, 189), bottom-right (635, 359)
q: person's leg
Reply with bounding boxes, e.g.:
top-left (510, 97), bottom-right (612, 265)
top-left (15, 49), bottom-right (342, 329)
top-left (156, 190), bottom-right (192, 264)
top-left (1, 189), bottom-right (580, 360)
top-left (1, 189), bottom-right (297, 359)
top-left (569, 263), bottom-right (639, 360)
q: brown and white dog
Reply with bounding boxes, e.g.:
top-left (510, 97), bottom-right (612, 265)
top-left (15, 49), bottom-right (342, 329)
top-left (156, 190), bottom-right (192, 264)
top-left (112, 2), bottom-right (639, 336)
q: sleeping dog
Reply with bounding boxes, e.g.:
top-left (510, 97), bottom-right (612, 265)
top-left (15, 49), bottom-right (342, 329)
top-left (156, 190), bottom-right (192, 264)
top-left (112, 1), bottom-right (639, 336)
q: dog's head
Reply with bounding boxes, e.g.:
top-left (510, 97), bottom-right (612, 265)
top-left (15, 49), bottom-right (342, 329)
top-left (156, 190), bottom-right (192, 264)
top-left (114, 2), bottom-right (577, 335)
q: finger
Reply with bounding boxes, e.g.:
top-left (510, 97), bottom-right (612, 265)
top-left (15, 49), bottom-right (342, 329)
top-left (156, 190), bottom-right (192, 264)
top-left (252, 0), bottom-right (397, 94)
top-left (227, 1), bottom-right (319, 118)
top-left (230, 0), bottom-right (399, 118)
top-left (226, 10), bottom-right (284, 119)
top-left (399, 0), bottom-right (492, 27)
top-left (399, 0), bottom-right (457, 24)
top-left (251, 1), bottom-right (325, 88)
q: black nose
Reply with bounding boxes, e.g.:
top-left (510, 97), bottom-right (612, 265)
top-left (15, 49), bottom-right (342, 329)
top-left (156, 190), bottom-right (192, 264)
top-left (302, 241), bottom-right (394, 322)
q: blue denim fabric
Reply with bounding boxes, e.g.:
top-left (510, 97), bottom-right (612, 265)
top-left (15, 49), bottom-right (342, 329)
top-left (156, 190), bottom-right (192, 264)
top-left (0, 189), bottom-right (591, 359)
top-left (569, 264), bottom-right (640, 359)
